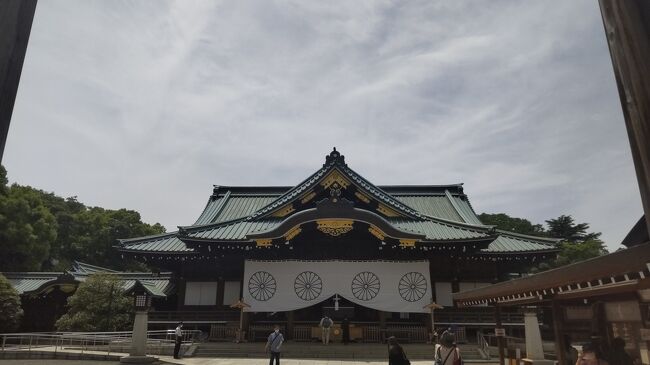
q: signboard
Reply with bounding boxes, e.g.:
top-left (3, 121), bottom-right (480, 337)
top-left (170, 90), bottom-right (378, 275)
top-left (495, 328), bottom-right (506, 337)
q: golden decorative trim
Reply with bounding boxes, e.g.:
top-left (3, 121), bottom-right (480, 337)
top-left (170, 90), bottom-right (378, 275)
top-left (316, 219), bottom-right (354, 237)
top-left (284, 226), bottom-right (302, 241)
top-left (355, 192), bottom-right (371, 204)
top-left (300, 191), bottom-right (317, 204)
top-left (399, 239), bottom-right (416, 247)
top-left (272, 205), bottom-right (295, 217)
top-left (255, 239), bottom-right (272, 247)
top-left (320, 170), bottom-right (350, 189)
top-left (368, 225), bottom-right (385, 240)
top-left (377, 204), bottom-right (400, 217)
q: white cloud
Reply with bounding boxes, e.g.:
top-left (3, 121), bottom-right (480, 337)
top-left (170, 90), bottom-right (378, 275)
top-left (5, 0), bottom-right (642, 249)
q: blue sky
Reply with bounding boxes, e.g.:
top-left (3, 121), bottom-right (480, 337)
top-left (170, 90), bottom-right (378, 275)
top-left (5, 0), bottom-right (642, 250)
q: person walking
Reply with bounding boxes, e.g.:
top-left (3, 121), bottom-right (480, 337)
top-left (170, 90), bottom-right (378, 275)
top-left (577, 343), bottom-right (610, 365)
top-left (319, 315), bottom-right (333, 345)
top-left (607, 338), bottom-right (632, 365)
top-left (265, 324), bottom-right (284, 365)
top-left (173, 321), bottom-right (183, 359)
top-left (388, 336), bottom-right (410, 365)
top-left (341, 317), bottom-right (350, 345)
top-left (434, 330), bottom-right (461, 365)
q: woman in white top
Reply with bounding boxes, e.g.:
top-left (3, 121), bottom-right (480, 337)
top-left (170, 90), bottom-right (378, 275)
top-left (434, 331), bottom-right (461, 365)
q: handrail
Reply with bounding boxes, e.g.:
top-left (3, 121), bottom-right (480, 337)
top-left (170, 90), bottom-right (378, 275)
top-left (477, 332), bottom-right (491, 360)
top-left (0, 329), bottom-right (203, 358)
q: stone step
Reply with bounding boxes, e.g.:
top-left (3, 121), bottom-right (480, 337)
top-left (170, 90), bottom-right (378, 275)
top-left (193, 344), bottom-right (484, 360)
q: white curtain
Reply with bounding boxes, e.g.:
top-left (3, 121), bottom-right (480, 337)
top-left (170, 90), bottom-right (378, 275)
top-left (458, 282), bottom-right (491, 307)
top-left (243, 260), bottom-right (431, 313)
top-left (223, 281), bottom-right (241, 306)
top-left (184, 281), bottom-right (218, 305)
top-left (434, 282), bottom-right (453, 307)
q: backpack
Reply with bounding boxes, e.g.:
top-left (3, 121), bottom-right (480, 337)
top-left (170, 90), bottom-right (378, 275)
top-left (435, 346), bottom-right (458, 365)
top-left (323, 318), bottom-right (332, 328)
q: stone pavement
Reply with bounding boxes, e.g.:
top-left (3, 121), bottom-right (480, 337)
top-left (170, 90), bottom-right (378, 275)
top-left (0, 357), bottom-right (499, 365)
top-left (0, 361), bottom-right (119, 365)
top-left (161, 357), bottom-right (470, 365)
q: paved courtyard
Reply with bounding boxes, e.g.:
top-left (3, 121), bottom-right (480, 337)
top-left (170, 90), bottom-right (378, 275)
top-left (0, 358), bottom-right (499, 365)
top-left (0, 359), bottom-right (473, 365)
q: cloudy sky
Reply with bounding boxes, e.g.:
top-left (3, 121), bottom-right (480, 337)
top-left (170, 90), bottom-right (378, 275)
top-left (5, 0), bottom-right (642, 250)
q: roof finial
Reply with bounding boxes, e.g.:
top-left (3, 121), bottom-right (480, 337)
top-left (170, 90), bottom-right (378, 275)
top-left (325, 147), bottom-right (345, 166)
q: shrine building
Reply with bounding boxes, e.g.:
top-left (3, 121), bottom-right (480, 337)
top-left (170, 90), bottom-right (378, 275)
top-left (116, 148), bottom-right (560, 342)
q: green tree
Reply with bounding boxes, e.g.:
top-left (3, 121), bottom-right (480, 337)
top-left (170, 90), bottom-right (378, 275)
top-left (479, 213), bottom-right (546, 236)
top-left (531, 215), bottom-right (607, 273)
top-left (12, 183), bottom-right (164, 271)
top-left (0, 273), bottom-right (23, 332)
top-left (0, 167), bottom-right (57, 271)
top-left (546, 215), bottom-right (601, 243)
top-left (480, 211), bottom-right (608, 272)
top-left (55, 273), bottom-right (133, 332)
top-left (68, 207), bottom-right (164, 270)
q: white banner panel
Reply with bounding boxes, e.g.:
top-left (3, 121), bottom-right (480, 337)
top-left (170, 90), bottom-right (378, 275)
top-left (434, 282), bottom-right (453, 307)
top-left (223, 281), bottom-right (241, 306)
top-left (243, 260), bottom-right (431, 313)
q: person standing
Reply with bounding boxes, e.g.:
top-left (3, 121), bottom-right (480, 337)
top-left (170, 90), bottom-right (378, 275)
top-left (173, 322), bottom-right (183, 359)
top-left (434, 330), bottom-right (461, 365)
top-left (342, 317), bottom-right (350, 345)
top-left (265, 324), bottom-right (284, 365)
top-left (608, 338), bottom-right (633, 365)
top-left (319, 315), bottom-right (333, 345)
top-left (577, 343), bottom-right (610, 365)
top-left (388, 336), bottom-right (410, 365)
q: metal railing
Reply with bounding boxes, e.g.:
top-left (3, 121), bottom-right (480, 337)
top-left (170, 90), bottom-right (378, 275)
top-left (149, 310), bottom-right (239, 322)
top-left (435, 311), bottom-right (524, 324)
top-left (292, 326), bottom-right (312, 342)
top-left (477, 332), bottom-right (491, 360)
top-left (384, 325), bottom-right (428, 343)
top-left (209, 325), bottom-right (239, 341)
top-left (0, 329), bottom-right (202, 358)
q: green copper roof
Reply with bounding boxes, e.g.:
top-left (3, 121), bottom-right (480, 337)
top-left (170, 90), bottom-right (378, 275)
top-left (118, 149), bottom-right (558, 256)
top-left (185, 219), bottom-right (280, 240)
top-left (181, 216), bottom-right (491, 242)
top-left (3, 262), bottom-right (175, 296)
top-left (195, 194), bottom-right (280, 225)
top-left (4, 273), bottom-right (63, 294)
top-left (482, 231), bottom-right (560, 253)
top-left (120, 233), bottom-right (193, 253)
top-left (389, 218), bottom-right (490, 241)
top-left (393, 195), bottom-right (464, 223)
top-left (246, 149), bottom-right (424, 220)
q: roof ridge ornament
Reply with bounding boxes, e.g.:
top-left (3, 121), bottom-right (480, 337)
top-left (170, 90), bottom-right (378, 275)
top-left (324, 147), bottom-right (346, 166)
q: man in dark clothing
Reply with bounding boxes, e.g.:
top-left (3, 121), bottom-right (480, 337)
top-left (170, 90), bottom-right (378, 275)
top-left (342, 317), bottom-right (350, 345)
top-left (388, 336), bottom-right (410, 365)
top-left (173, 322), bottom-right (183, 359)
top-left (265, 324), bottom-right (284, 365)
top-left (609, 337), bottom-right (633, 365)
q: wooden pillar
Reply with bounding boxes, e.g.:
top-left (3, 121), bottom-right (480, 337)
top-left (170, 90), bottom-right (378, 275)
top-left (0, 0), bottom-right (37, 162)
top-left (286, 311), bottom-right (295, 340)
top-left (495, 305), bottom-right (506, 365)
top-left (242, 311), bottom-right (250, 342)
top-left (379, 311), bottom-right (387, 343)
top-left (216, 278), bottom-right (225, 308)
top-left (177, 279), bottom-right (186, 309)
top-left (552, 301), bottom-right (566, 365)
top-left (599, 0), bottom-right (650, 235)
top-left (379, 311), bottom-right (387, 329)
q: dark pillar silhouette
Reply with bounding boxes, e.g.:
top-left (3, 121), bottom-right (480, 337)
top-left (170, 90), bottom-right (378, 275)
top-left (0, 0), bottom-right (37, 162)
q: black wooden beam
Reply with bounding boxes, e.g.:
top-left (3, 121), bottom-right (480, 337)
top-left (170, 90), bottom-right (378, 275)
top-left (0, 0), bottom-right (37, 162)
top-left (599, 0), bottom-right (650, 237)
